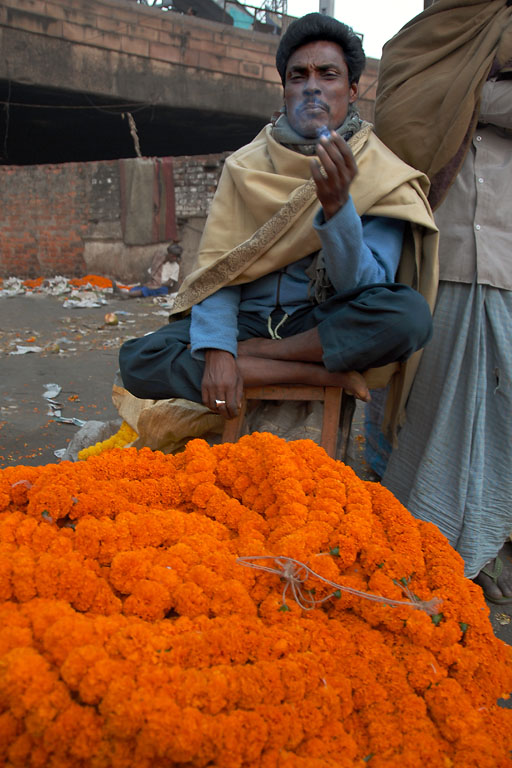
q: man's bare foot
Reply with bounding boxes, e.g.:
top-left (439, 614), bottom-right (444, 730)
top-left (473, 542), bottom-right (512, 604)
top-left (329, 370), bottom-right (371, 402)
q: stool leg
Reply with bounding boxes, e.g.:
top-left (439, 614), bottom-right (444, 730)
top-left (320, 387), bottom-right (343, 458)
top-left (338, 392), bottom-right (356, 463)
top-left (222, 398), bottom-right (248, 444)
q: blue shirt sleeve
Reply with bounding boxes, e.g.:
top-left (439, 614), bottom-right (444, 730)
top-left (314, 196), bottom-right (405, 291)
top-left (190, 284), bottom-right (241, 360)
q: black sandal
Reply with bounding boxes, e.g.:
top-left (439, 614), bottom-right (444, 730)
top-left (477, 557), bottom-right (512, 605)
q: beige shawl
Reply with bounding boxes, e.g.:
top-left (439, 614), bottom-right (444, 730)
top-left (375, 0), bottom-right (512, 210)
top-left (172, 123), bottom-right (438, 317)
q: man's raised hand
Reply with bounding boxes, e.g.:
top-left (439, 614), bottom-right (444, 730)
top-left (310, 131), bottom-right (358, 220)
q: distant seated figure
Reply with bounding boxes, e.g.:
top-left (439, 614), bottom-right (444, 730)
top-left (118, 13), bottom-right (438, 436)
top-left (128, 241), bottom-right (182, 298)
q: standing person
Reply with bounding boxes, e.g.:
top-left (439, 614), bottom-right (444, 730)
top-left (118, 13), bottom-right (437, 447)
top-left (375, 0), bottom-right (512, 602)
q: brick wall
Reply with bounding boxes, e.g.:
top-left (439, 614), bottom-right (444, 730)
top-left (0, 164), bottom-right (90, 278)
top-left (174, 154), bottom-right (228, 219)
top-left (0, 153), bottom-right (228, 281)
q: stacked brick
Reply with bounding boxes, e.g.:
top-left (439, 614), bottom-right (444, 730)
top-left (0, 164), bottom-right (90, 278)
top-left (173, 154), bottom-right (229, 219)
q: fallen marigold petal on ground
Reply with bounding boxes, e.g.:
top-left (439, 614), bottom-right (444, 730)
top-left (0, 431), bottom-right (511, 767)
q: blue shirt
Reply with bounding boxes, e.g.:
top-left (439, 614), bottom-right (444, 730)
top-left (190, 195), bottom-right (405, 359)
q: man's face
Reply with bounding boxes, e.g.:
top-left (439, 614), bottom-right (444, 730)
top-left (283, 40), bottom-right (358, 139)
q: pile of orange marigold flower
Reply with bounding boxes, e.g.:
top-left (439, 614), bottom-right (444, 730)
top-left (0, 432), bottom-right (511, 768)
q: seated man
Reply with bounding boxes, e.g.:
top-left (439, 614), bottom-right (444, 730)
top-left (119, 13), bottom-right (438, 431)
top-left (125, 240), bottom-right (182, 298)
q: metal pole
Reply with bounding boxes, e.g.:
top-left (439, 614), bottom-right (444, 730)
top-left (319, 0), bottom-right (335, 15)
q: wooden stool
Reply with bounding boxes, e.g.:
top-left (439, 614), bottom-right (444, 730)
top-left (221, 363), bottom-right (400, 461)
top-left (222, 384), bottom-right (353, 459)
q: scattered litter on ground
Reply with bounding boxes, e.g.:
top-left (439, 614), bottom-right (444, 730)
top-left (42, 384), bottom-right (87, 428)
top-left (0, 278), bottom-right (29, 297)
top-left (52, 416), bottom-right (87, 427)
top-left (0, 276), bottom-right (180, 311)
top-left (9, 345), bottom-right (44, 355)
top-left (0, 274), bottom-right (128, 298)
top-left (43, 384), bottom-right (62, 400)
top-left (43, 384), bottom-right (64, 417)
top-left (0, 292), bottom-right (171, 469)
top-left (63, 296), bottom-right (106, 309)
top-left (495, 613), bottom-right (511, 626)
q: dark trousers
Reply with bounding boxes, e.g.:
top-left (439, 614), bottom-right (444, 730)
top-left (119, 283), bottom-right (432, 402)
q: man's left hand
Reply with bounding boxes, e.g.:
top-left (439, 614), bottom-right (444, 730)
top-left (310, 132), bottom-right (358, 220)
top-left (202, 348), bottom-right (243, 420)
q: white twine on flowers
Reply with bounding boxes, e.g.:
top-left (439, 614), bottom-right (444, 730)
top-left (237, 555), bottom-right (442, 616)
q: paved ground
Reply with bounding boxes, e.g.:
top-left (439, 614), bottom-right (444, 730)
top-left (1, 292), bottom-right (512, 676)
top-left (0, 292), bottom-right (163, 464)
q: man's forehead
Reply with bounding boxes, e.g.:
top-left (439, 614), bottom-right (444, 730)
top-left (286, 40), bottom-right (346, 70)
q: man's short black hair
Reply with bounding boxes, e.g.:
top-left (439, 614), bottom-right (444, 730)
top-left (276, 13), bottom-right (366, 86)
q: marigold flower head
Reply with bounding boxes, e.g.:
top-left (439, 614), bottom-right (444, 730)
top-left (0, 433), bottom-right (510, 766)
